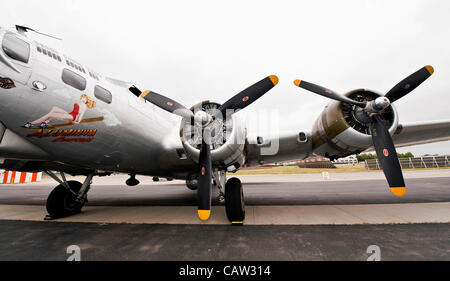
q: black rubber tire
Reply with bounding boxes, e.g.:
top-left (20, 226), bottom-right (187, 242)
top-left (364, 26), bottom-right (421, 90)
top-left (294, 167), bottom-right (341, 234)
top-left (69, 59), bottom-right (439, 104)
top-left (225, 177), bottom-right (245, 223)
top-left (186, 179), bottom-right (198, 190)
top-left (126, 178), bottom-right (140, 186)
top-left (46, 181), bottom-right (84, 219)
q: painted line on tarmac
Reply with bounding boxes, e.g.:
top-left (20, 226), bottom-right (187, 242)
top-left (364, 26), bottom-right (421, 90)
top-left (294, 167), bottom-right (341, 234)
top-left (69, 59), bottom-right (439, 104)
top-left (0, 202), bottom-right (449, 225)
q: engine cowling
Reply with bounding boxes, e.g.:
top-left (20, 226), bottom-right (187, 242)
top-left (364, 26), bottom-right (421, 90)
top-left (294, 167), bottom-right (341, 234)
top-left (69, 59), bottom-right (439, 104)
top-left (311, 89), bottom-right (399, 160)
top-left (179, 101), bottom-right (246, 170)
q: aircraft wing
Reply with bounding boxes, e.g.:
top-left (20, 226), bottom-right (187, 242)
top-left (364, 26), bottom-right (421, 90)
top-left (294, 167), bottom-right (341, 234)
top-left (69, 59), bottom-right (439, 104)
top-left (245, 130), bottom-right (313, 166)
top-left (357, 119), bottom-right (450, 154)
top-left (391, 119), bottom-right (450, 148)
top-left (244, 119), bottom-right (450, 166)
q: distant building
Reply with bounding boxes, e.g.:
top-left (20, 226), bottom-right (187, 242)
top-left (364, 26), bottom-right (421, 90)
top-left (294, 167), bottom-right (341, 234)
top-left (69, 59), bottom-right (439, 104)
top-left (333, 156), bottom-right (358, 165)
top-left (296, 156), bottom-right (336, 168)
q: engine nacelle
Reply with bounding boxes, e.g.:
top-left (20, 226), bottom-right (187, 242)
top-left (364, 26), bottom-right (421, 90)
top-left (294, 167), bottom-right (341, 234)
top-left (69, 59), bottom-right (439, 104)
top-left (180, 101), bottom-right (246, 170)
top-left (311, 89), bottom-right (399, 160)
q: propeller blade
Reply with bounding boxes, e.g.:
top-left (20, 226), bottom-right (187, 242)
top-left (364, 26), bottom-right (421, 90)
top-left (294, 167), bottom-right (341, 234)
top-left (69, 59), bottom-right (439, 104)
top-left (217, 75), bottom-right (278, 117)
top-left (369, 115), bottom-right (406, 197)
top-left (385, 65), bottom-right (434, 103)
top-left (140, 90), bottom-right (194, 119)
top-left (197, 129), bottom-right (212, 220)
top-left (293, 80), bottom-right (366, 107)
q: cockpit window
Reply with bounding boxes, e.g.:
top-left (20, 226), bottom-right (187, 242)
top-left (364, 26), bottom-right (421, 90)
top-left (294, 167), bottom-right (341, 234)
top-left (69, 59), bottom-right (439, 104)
top-left (2, 33), bottom-right (30, 64)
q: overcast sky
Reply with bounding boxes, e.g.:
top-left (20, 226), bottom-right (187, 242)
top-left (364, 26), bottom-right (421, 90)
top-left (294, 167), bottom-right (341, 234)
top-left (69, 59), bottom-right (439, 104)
top-left (2, 0), bottom-right (450, 156)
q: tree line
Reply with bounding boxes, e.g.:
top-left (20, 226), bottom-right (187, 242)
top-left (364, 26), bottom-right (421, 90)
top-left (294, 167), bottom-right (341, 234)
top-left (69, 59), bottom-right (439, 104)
top-left (356, 152), bottom-right (414, 162)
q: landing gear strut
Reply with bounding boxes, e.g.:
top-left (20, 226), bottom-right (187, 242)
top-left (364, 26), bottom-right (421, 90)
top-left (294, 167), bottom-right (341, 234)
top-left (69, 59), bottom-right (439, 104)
top-left (212, 169), bottom-right (226, 204)
top-left (45, 171), bottom-right (94, 219)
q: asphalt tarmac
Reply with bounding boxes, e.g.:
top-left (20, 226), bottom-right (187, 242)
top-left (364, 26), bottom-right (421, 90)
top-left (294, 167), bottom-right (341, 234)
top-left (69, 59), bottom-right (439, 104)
top-left (0, 220), bottom-right (449, 261)
top-left (0, 172), bottom-right (449, 260)
top-left (0, 176), bottom-right (449, 206)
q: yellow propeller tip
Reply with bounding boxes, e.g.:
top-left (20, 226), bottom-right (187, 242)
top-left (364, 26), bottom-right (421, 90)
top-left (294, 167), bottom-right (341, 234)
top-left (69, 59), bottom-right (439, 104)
top-left (390, 187), bottom-right (406, 197)
top-left (269, 75), bottom-right (279, 86)
top-left (197, 210), bottom-right (211, 221)
top-left (293, 79), bottom-right (302, 86)
top-left (140, 90), bottom-right (151, 98)
top-left (425, 65), bottom-right (434, 75)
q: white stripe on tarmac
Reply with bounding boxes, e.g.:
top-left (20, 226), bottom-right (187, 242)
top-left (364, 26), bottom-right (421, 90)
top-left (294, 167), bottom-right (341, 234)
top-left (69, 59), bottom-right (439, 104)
top-left (0, 202), bottom-right (449, 225)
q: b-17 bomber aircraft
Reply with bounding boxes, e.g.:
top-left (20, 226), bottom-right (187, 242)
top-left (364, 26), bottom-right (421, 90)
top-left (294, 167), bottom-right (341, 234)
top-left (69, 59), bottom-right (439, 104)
top-left (1, 25), bottom-right (450, 224)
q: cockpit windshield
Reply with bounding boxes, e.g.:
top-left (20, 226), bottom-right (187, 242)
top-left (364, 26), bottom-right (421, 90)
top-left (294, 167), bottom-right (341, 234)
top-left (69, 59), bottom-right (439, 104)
top-left (2, 33), bottom-right (30, 64)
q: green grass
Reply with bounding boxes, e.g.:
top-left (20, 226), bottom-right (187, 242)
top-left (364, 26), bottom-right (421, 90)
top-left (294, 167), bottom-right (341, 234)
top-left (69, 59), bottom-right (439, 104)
top-left (231, 164), bottom-right (366, 175)
top-left (231, 163), bottom-right (450, 175)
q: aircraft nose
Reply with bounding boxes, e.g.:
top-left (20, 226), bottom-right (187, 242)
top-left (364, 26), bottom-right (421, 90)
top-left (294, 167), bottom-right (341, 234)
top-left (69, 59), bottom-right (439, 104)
top-left (0, 77), bottom-right (22, 124)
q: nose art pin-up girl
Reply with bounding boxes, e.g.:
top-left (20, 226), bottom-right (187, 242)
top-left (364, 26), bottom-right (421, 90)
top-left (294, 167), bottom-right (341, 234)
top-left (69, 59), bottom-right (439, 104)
top-left (22, 94), bottom-right (96, 128)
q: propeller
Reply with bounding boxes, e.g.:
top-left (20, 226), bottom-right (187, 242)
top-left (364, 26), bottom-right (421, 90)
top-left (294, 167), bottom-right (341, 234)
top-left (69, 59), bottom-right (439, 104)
top-left (218, 75), bottom-right (279, 117)
top-left (140, 90), bottom-right (194, 119)
top-left (293, 80), bottom-right (366, 108)
top-left (293, 65), bottom-right (434, 197)
top-left (385, 65), bottom-right (434, 103)
top-left (369, 115), bottom-right (406, 197)
top-left (139, 75), bottom-right (279, 220)
top-left (197, 127), bottom-right (212, 220)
